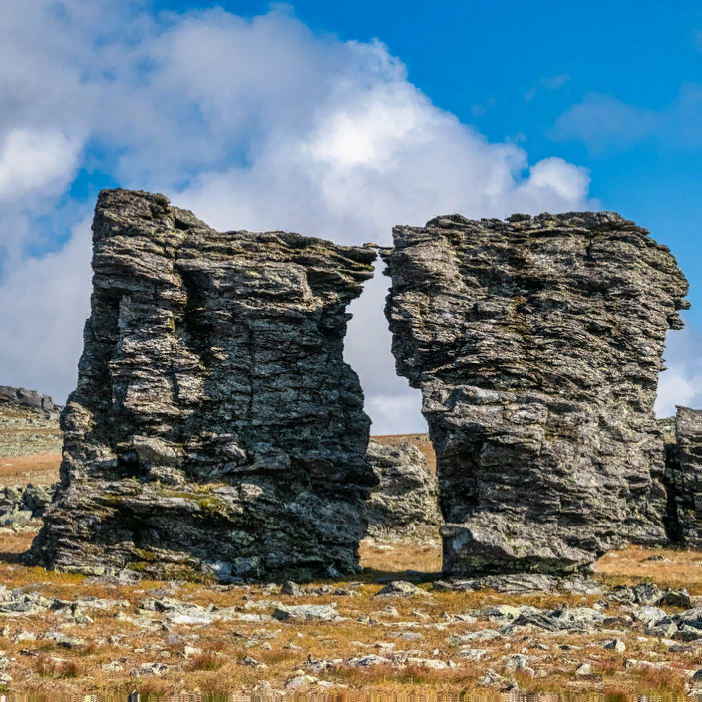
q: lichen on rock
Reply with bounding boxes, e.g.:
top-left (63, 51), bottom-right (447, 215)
top-left (24, 188), bottom-right (377, 581)
top-left (381, 211), bottom-right (689, 575)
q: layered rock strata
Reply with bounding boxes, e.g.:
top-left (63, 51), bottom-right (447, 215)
top-left (382, 212), bottom-right (689, 575)
top-left (663, 407), bottom-right (702, 547)
top-left (26, 188), bottom-right (377, 581)
top-left (365, 439), bottom-right (442, 531)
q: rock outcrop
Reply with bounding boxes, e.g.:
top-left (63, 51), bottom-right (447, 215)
top-left (365, 439), bottom-right (442, 531)
top-left (663, 407), bottom-right (702, 547)
top-left (0, 386), bottom-right (60, 416)
top-left (382, 212), bottom-right (689, 575)
top-left (25, 188), bottom-right (377, 581)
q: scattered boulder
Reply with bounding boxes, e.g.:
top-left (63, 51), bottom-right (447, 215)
top-left (374, 580), bottom-right (426, 598)
top-left (24, 188), bottom-right (378, 582)
top-left (382, 212), bottom-right (689, 575)
top-left (603, 638), bottom-right (626, 653)
top-left (272, 604), bottom-right (341, 622)
top-left (281, 581), bottom-right (305, 597)
top-left (365, 439), bottom-right (442, 530)
top-left (0, 484), bottom-right (57, 526)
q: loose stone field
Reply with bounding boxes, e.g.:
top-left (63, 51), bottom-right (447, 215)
top-left (0, 525), bottom-right (699, 696)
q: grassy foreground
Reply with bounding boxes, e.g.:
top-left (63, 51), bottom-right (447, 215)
top-left (0, 526), bottom-right (699, 697)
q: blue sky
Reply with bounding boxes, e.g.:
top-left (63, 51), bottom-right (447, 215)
top-left (1, 0), bottom-right (701, 430)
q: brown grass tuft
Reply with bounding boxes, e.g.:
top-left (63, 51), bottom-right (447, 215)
top-left (36, 656), bottom-right (82, 679)
top-left (187, 651), bottom-right (224, 671)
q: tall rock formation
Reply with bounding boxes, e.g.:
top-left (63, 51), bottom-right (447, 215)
top-left (382, 212), bottom-right (689, 575)
top-left (25, 189), bottom-right (377, 581)
top-left (663, 407), bottom-right (702, 547)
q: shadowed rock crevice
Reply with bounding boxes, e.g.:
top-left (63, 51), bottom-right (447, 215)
top-left (382, 211), bottom-right (689, 576)
top-left (25, 188), bottom-right (377, 582)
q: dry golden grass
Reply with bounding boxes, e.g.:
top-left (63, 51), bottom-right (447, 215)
top-left (358, 536), bottom-right (442, 577)
top-left (371, 434), bottom-right (437, 473)
top-left (0, 492), bottom-right (698, 695)
top-left (595, 544), bottom-right (702, 595)
top-left (0, 529), bottom-right (696, 697)
top-left (0, 454), bottom-right (61, 486)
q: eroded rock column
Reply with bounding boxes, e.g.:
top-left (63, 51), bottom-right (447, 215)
top-left (382, 212), bottom-right (689, 575)
top-left (663, 407), bottom-right (702, 547)
top-left (26, 189), bottom-right (377, 581)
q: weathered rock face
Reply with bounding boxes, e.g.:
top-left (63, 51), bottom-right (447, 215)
top-left (25, 188), bottom-right (377, 581)
top-left (663, 407), bottom-right (702, 547)
top-left (382, 212), bottom-right (689, 575)
top-left (365, 439), bottom-right (442, 530)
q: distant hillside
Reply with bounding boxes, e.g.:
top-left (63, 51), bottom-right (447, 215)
top-left (0, 386), bottom-right (63, 460)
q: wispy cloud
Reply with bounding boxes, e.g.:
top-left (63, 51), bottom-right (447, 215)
top-left (470, 97), bottom-right (495, 117)
top-left (525, 73), bottom-right (571, 102)
top-left (549, 84), bottom-right (702, 153)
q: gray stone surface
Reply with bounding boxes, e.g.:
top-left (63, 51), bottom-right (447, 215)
top-left (25, 188), bottom-right (377, 581)
top-left (382, 211), bottom-right (689, 575)
top-left (663, 407), bottom-right (702, 547)
top-left (0, 484), bottom-right (56, 522)
top-left (365, 439), bottom-right (442, 529)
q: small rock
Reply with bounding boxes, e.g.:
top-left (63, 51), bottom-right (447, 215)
top-left (12, 631), bottom-right (35, 643)
top-left (239, 655), bottom-right (266, 668)
top-left (130, 662), bottom-right (169, 677)
top-left (477, 668), bottom-right (514, 689)
top-left (273, 604), bottom-right (341, 622)
top-left (102, 661), bottom-right (124, 672)
top-left (603, 638), bottom-right (626, 653)
top-left (504, 654), bottom-right (529, 672)
top-left (390, 631), bottom-right (422, 641)
top-left (575, 663), bottom-right (593, 676)
top-left (346, 654), bottom-right (392, 667)
top-left (281, 581), bottom-right (304, 597)
top-left (285, 674), bottom-right (318, 689)
top-left (374, 580), bottom-right (426, 598)
top-left (457, 648), bottom-right (489, 660)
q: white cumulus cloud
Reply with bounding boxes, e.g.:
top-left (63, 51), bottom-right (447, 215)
top-left (0, 129), bottom-right (82, 202)
top-left (0, 0), bottom-right (596, 433)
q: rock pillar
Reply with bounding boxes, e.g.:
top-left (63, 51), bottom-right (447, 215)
top-left (382, 212), bottom-right (689, 575)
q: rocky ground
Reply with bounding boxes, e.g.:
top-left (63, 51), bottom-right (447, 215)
top-left (1, 429), bottom-right (702, 696)
top-left (0, 526), bottom-right (697, 696)
top-left (0, 405), bottom-right (62, 461)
